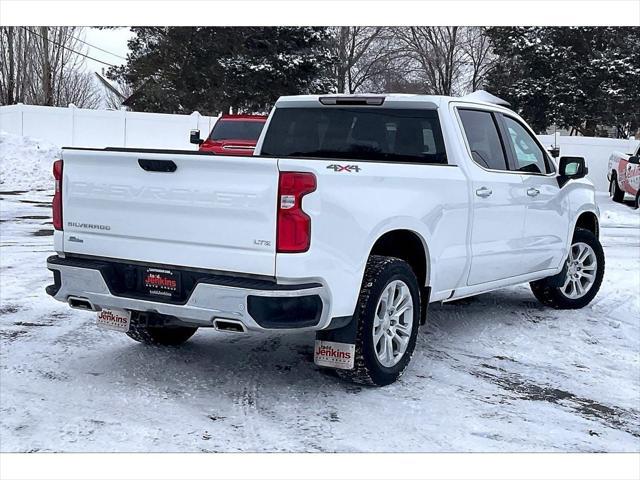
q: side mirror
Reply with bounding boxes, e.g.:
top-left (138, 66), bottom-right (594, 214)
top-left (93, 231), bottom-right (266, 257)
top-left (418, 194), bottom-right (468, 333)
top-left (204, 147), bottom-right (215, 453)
top-left (628, 155), bottom-right (639, 165)
top-left (558, 156), bottom-right (587, 187)
top-left (190, 129), bottom-right (203, 145)
top-left (549, 146), bottom-right (560, 158)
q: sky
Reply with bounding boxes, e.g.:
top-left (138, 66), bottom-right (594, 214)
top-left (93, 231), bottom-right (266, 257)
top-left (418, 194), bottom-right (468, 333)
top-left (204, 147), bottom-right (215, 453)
top-left (81, 27), bottom-right (133, 76)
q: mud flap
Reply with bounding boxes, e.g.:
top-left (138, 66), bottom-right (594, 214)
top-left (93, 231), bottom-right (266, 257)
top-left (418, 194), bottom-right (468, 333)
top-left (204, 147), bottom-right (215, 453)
top-left (315, 316), bottom-right (357, 370)
top-left (547, 261), bottom-right (569, 287)
top-left (420, 286), bottom-right (431, 325)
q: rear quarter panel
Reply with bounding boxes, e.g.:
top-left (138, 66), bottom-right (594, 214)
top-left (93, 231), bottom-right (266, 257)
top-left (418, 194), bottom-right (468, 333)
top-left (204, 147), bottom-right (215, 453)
top-left (275, 158), bottom-right (470, 319)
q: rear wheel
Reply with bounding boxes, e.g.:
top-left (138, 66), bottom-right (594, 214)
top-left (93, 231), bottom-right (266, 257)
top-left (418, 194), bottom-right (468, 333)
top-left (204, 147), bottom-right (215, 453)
top-left (530, 228), bottom-right (604, 309)
top-left (337, 256), bottom-right (421, 387)
top-left (126, 312), bottom-right (198, 346)
top-left (609, 174), bottom-right (624, 202)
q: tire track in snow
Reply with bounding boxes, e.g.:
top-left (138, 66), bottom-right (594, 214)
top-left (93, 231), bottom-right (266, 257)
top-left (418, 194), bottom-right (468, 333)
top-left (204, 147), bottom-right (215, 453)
top-left (471, 363), bottom-right (640, 440)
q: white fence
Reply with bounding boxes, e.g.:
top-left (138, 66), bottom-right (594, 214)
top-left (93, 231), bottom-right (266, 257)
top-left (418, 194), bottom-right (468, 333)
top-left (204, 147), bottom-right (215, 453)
top-left (0, 104), bottom-right (218, 150)
top-left (1, 104), bottom-right (638, 192)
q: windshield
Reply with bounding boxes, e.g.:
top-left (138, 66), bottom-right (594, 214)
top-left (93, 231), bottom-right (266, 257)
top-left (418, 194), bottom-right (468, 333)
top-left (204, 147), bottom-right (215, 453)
top-left (261, 107), bottom-right (447, 164)
top-left (210, 120), bottom-right (265, 141)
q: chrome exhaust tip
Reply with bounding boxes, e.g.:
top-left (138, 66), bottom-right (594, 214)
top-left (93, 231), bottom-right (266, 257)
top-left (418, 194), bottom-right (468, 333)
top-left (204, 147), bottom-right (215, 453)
top-left (213, 319), bottom-right (247, 333)
top-left (67, 296), bottom-right (95, 311)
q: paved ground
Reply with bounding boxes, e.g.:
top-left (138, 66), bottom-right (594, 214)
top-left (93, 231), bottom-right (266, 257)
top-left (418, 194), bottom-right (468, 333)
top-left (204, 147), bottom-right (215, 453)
top-left (1, 189), bottom-right (638, 452)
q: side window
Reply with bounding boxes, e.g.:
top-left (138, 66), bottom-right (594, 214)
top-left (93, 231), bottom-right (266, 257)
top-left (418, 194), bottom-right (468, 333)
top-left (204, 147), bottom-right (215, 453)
top-left (503, 116), bottom-right (549, 174)
top-left (458, 109), bottom-right (508, 171)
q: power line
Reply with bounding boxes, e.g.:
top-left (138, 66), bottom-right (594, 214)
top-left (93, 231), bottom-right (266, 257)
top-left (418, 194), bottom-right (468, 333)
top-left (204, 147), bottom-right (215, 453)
top-left (69, 32), bottom-right (128, 61)
top-left (21, 27), bottom-right (118, 68)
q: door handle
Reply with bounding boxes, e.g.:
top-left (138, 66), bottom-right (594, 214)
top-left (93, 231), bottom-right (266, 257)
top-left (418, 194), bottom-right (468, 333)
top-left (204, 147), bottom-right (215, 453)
top-left (475, 187), bottom-right (493, 198)
top-left (527, 187), bottom-right (540, 197)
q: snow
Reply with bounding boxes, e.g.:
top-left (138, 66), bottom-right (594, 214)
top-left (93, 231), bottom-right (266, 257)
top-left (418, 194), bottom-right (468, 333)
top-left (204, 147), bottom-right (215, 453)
top-left (1, 137), bottom-right (639, 452)
top-left (0, 132), bottom-right (61, 191)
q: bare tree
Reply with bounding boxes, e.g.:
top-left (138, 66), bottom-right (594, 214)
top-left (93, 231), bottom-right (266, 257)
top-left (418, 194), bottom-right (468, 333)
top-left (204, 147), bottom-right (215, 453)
top-left (1, 27), bottom-right (17, 105)
top-left (394, 27), bottom-right (465, 95)
top-left (392, 26), bottom-right (496, 96)
top-left (328, 26), bottom-right (497, 96)
top-left (0, 27), bottom-right (36, 104)
top-left (364, 53), bottom-right (422, 94)
top-left (331, 27), bottom-right (401, 94)
top-left (61, 70), bottom-right (101, 108)
top-left (1, 27), bottom-right (101, 108)
top-left (460, 27), bottom-right (494, 92)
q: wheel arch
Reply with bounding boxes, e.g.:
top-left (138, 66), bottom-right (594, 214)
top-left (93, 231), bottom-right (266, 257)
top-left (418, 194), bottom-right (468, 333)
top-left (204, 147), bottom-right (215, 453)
top-left (574, 210), bottom-right (599, 238)
top-left (367, 228), bottom-right (431, 288)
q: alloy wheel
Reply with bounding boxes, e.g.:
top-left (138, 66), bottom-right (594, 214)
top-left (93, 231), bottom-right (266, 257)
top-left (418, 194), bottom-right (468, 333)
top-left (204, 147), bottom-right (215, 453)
top-left (561, 242), bottom-right (597, 299)
top-left (372, 280), bottom-right (414, 367)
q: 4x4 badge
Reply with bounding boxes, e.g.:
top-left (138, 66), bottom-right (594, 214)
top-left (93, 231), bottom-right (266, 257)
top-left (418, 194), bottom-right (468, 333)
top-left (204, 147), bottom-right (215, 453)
top-left (327, 164), bottom-right (361, 173)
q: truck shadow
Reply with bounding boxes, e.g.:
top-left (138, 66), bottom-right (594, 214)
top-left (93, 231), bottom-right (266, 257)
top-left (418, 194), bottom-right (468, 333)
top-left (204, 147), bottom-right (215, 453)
top-left (66, 285), bottom-right (639, 445)
top-left (78, 287), bottom-right (548, 393)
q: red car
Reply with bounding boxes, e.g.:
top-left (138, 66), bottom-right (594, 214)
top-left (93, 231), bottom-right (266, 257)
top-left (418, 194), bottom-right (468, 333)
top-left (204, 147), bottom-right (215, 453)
top-left (190, 114), bottom-right (268, 155)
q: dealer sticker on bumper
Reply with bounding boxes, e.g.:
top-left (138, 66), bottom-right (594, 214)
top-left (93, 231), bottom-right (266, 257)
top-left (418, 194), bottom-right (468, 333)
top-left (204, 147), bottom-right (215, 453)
top-left (314, 340), bottom-right (355, 370)
top-left (97, 309), bottom-right (131, 333)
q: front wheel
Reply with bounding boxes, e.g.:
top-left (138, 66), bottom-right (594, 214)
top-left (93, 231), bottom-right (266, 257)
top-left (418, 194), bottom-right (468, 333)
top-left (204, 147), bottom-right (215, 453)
top-left (337, 256), bottom-right (421, 387)
top-left (530, 228), bottom-right (604, 309)
top-left (609, 174), bottom-right (625, 202)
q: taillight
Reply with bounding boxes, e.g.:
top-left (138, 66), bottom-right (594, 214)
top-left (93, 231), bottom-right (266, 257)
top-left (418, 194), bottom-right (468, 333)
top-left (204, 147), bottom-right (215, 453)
top-left (52, 160), bottom-right (63, 230)
top-left (277, 172), bottom-right (316, 253)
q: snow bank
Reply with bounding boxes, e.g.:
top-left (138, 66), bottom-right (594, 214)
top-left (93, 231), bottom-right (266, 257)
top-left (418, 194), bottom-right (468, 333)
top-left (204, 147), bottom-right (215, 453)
top-left (0, 131), bottom-right (60, 191)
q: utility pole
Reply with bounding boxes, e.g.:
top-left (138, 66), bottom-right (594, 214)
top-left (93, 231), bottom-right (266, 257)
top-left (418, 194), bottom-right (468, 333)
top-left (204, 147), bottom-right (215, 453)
top-left (40, 27), bottom-right (53, 106)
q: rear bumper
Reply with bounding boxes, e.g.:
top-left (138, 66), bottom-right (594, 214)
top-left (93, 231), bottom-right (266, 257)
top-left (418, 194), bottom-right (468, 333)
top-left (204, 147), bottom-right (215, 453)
top-left (46, 255), bottom-right (332, 332)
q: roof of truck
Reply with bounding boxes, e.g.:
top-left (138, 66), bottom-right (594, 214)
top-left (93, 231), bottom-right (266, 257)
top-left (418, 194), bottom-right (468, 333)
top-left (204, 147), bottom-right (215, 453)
top-left (275, 90), bottom-right (511, 111)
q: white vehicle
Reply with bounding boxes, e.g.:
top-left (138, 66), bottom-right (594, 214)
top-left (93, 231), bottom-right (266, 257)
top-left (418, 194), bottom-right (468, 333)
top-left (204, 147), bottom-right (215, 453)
top-left (46, 93), bottom-right (605, 386)
top-left (607, 143), bottom-right (640, 208)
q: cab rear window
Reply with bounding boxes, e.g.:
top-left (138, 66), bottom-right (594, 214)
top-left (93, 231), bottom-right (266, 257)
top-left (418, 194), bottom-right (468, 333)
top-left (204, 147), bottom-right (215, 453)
top-left (210, 120), bottom-right (265, 141)
top-left (260, 107), bottom-right (447, 164)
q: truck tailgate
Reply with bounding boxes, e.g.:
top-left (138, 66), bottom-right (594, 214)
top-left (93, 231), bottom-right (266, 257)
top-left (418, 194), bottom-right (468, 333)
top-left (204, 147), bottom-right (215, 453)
top-left (61, 149), bottom-right (279, 276)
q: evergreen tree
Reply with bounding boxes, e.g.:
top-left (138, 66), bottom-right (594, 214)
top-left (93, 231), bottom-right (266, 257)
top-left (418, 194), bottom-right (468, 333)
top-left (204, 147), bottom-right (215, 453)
top-left (109, 27), bottom-right (333, 115)
top-left (486, 27), bottom-right (640, 136)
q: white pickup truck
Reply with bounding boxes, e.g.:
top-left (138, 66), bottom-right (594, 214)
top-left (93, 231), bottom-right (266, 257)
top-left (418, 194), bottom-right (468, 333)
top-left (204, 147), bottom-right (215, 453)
top-left (46, 93), bottom-right (605, 386)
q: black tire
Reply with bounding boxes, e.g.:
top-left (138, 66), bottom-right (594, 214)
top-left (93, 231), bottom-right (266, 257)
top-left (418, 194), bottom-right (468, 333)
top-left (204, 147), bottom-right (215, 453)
top-left (609, 174), bottom-right (624, 202)
top-left (635, 191), bottom-right (639, 209)
top-left (337, 256), bottom-right (421, 387)
top-left (530, 228), bottom-right (604, 309)
top-left (126, 312), bottom-right (197, 346)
